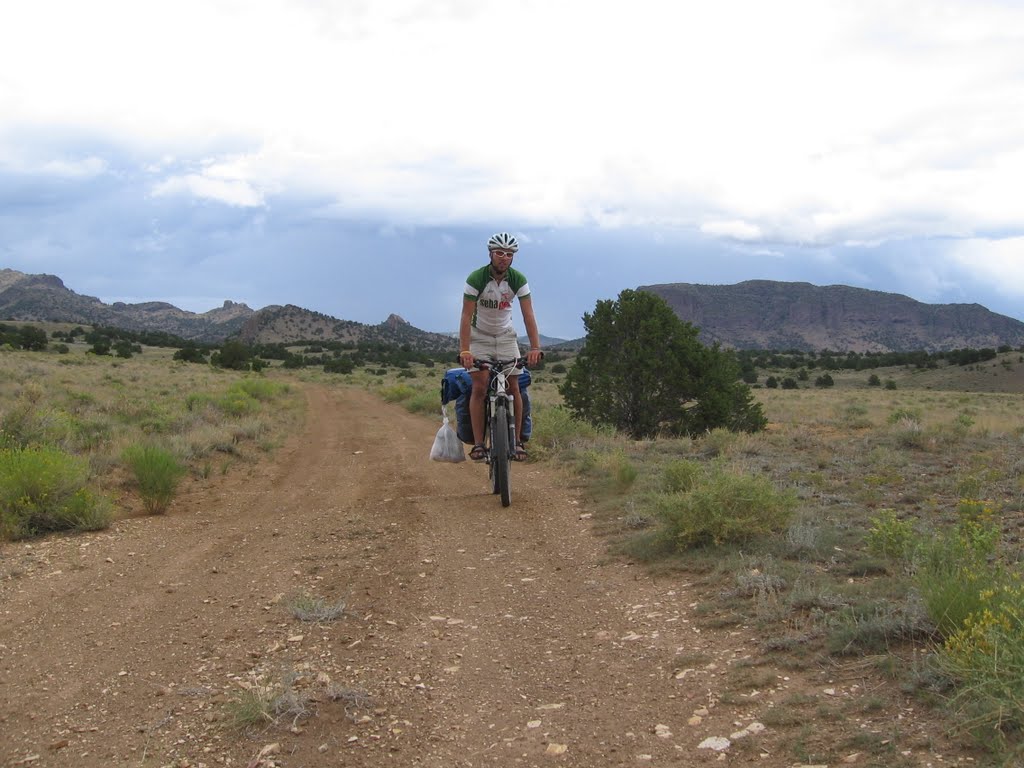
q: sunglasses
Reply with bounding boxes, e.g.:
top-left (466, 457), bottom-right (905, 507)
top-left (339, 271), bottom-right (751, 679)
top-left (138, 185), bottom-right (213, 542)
top-left (490, 250), bottom-right (515, 258)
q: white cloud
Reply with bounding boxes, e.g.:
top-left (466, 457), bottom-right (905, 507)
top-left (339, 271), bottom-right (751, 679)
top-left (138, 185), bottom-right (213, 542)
top-left (151, 174), bottom-right (264, 208)
top-left (701, 220), bottom-right (763, 241)
top-left (947, 237), bottom-right (1024, 297)
top-left (39, 156), bottom-right (107, 178)
top-left (2, 0), bottom-right (1023, 247)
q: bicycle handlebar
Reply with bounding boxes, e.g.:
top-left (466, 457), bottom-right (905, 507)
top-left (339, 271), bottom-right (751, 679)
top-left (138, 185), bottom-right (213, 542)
top-left (472, 357), bottom-right (529, 371)
top-left (454, 352), bottom-right (543, 369)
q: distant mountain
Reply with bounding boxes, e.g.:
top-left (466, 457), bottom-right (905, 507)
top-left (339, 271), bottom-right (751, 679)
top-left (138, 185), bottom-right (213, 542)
top-left (0, 269), bottom-right (253, 342)
top-left (518, 333), bottom-right (568, 349)
top-left (640, 280), bottom-right (1024, 352)
top-left (0, 268), bottom-right (458, 350)
top-left (439, 331), bottom-right (568, 349)
top-left (235, 305), bottom-right (457, 350)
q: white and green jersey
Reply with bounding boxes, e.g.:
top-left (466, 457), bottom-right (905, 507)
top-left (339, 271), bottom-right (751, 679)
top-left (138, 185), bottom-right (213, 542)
top-left (463, 265), bottom-right (531, 336)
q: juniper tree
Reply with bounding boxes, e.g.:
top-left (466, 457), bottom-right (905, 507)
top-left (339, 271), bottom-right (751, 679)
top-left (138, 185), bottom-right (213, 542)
top-left (559, 289), bottom-right (765, 439)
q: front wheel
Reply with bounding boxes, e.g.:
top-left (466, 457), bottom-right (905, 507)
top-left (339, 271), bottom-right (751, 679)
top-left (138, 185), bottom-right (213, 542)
top-left (490, 400), bottom-right (511, 506)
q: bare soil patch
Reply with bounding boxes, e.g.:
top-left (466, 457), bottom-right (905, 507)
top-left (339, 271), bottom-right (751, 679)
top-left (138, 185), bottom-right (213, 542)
top-left (1, 386), bottom-right (976, 767)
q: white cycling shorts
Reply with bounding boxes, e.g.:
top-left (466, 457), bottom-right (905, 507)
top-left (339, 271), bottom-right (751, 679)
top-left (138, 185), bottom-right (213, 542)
top-left (469, 326), bottom-right (522, 372)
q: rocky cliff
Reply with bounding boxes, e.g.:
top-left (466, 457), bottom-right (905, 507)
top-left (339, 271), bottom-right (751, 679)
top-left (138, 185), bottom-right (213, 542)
top-left (640, 280), bottom-right (1024, 352)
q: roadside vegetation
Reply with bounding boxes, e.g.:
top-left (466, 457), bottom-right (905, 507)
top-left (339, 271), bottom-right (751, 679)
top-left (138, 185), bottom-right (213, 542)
top-left (559, 356), bottom-right (1023, 763)
top-left (0, 332), bottom-right (299, 538)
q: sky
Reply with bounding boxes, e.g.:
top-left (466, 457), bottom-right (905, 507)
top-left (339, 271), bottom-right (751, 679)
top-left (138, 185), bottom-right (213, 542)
top-left (2, 0), bottom-right (1023, 341)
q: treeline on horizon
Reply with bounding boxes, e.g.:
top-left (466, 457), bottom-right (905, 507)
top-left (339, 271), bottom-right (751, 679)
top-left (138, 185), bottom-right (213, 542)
top-left (3, 321), bottom-right (1022, 377)
top-left (734, 345), bottom-right (1023, 376)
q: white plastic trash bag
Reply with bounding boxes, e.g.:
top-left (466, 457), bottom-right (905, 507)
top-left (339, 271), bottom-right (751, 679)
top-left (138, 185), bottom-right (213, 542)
top-left (430, 407), bottom-right (466, 463)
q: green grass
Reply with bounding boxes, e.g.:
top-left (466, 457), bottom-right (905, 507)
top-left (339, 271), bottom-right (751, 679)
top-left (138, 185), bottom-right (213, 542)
top-left (122, 443), bottom-right (187, 514)
top-left (650, 463), bottom-right (797, 550)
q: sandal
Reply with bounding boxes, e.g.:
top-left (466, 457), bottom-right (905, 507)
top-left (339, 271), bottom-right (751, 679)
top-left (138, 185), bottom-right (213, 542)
top-left (470, 444), bottom-right (487, 461)
top-left (513, 443), bottom-right (528, 461)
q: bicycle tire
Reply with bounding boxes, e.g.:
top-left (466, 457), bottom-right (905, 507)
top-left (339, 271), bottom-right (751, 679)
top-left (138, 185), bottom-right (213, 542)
top-left (491, 399), bottom-right (512, 506)
top-left (485, 400), bottom-right (499, 494)
top-left (489, 443), bottom-right (500, 496)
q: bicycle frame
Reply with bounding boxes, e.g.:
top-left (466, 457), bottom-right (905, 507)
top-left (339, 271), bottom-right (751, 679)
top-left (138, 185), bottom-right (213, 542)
top-left (473, 357), bottom-right (525, 507)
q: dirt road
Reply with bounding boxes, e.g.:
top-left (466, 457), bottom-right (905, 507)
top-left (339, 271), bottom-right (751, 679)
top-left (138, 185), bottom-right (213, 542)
top-left (1, 386), bottom-right (969, 767)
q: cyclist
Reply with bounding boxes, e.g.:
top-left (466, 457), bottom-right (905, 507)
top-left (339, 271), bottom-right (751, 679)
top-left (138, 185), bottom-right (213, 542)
top-left (459, 232), bottom-right (543, 462)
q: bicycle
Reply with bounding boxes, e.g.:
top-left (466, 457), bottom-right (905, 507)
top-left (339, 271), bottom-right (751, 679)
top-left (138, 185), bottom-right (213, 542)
top-left (472, 357), bottom-right (528, 507)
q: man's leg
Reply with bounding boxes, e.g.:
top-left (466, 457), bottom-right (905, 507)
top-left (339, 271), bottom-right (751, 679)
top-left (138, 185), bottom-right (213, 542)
top-left (469, 369), bottom-right (489, 455)
top-left (508, 377), bottom-right (523, 444)
top-left (508, 378), bottom-right (528, 459)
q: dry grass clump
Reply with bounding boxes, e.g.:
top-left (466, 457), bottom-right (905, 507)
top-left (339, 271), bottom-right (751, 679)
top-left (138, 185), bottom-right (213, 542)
top-left (285, 592), bottom-right (348, 622)
top-left (227, 670), bottom-right (315, 730)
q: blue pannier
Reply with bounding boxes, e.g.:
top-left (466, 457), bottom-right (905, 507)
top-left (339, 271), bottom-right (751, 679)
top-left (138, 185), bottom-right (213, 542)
top-left (441, 367), bottom-right (532, 445)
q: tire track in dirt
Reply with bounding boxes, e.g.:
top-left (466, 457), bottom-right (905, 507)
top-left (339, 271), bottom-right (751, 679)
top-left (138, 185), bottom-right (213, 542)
top-left (0, 384), bottom-right (971, 767)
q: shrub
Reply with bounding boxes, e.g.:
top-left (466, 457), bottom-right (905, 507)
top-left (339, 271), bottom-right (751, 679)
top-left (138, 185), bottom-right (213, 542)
top-left (891, 417), bottom-right (927, 449)
top-left (324, 357), bottom-right (354, 374)
top-left (866, 509), bottom-right (917, 561)
top-left (217, 391), bottom-right (259, 417)
top-left (0, 446), bottom-right (111, 539)
top-left (18, 325), bottom-right (48, 351)
top-left (122, 444), bottom-right (187, 514)
top-left (185, 393), bottom-right (216, 412)
top-left (380, 384), bottom-right (416, 403)
top-left (530, 405), bottom-right (611, 452)
top-left (608, 452), bottom-right (639, 491)
top-left (405, 391), bottom-right (441, 415)
top-left (939, 582), bottom-right (1024, 743)
top-left (215, 340), bottom-right (253, 371)
top-left (887, 408), bottom-right (922, 425)
top-left (698, 427), bottom-right (737, 457)
top-left (231, 379), bottom-right (287, 402)
top-left (827, 602), bottom-right (931, 656)
top-left (1, 401), bottom-right (74, 449)
top-left (173, 345), bottom-right (208, 363)
top-left (837, 402), bottom-right (873, 429)
top-left (915, 506), bottom-right (1004, 637)
top-left (653, 465), bottom-right (797, 549)
top-left (661, 459), bottom-right (702, 493)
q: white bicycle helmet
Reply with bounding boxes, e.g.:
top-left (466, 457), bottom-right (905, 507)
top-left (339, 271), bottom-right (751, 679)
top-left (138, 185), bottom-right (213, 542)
top-left (487, 232), bottom-right (519, 252)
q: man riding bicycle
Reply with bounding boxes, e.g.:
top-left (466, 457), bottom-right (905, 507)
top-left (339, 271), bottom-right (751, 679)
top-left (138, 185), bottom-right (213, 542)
top-left (459, 232), bottom-right (543, 462)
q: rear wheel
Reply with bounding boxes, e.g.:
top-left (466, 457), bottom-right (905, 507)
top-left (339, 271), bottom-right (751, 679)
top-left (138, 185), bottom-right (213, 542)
top-left (491, 400), bottom-right (511, 506)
